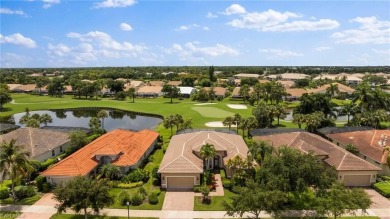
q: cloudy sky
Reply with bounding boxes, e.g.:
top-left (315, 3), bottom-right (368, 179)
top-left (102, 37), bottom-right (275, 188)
top-left (1, 0), bottom-right (389, 67)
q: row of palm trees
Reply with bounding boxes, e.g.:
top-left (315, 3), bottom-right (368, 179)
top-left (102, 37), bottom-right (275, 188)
top-left (222, 114), bottom-right (258, 137)
top-left (163, 114), bottom-right (192, 136)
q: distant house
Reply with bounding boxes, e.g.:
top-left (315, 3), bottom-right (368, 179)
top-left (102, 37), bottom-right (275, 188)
top-left (148, 81), bottom-right (165, 87)
top-left (285, 88), bottom-right (308, 101)
top-left (42, 129), bottom-right (159, 184)
top-left (251, 129), bottom-right (381, 186)
top-left (1, 128), bottom-right (70, 162)
top-left (204, 87), bottom-right (227, 98)
top-left (7, 84), bottom-right (22, 91)
top-left (234, 73), bottom-right (260, 79)
top-left (11, 84), bottom-right (36, 93)
top-left (158, 130), bottom-right (249, 190)
top-left (313, 74), bottom-right (362, 86)
top-left (136, 86), bottom-right (163, 98)
top-left (167, 81), bottom-right (182, 86)
top-left (320, 127), bottom-right (390, 175)
top-left (310, 83), bottom-right (355, 95)
top-left (129, 80), bottom-right (144, 88)
top-left (266, 73), bottom-right (309, 81)
top-left (277, 80), bottom-right (295, 88)
top-left (231, 87), bottom-right (254, 98)
top-left (179, 87), bottom-right (196, 98)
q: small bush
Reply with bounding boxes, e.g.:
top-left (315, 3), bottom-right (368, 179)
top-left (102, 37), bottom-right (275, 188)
top-left (373, 181), bottom-right (390, 198)
top-left (138, 187), bottom-right (147, 197)
top-left (151, 189), bottom-right (161, 197)
top-left (107, 180), bottom-right (120, 188)
top-left (148, 155), bottom-right (154, 162)
top-left (118, 190), bottom-right (131, 206)
top-left (193, 185), bottom-right (202, 193)
top-left (0, 186), bottom-right (9, 199)
top-left (379, 175), bottom-right (390, 182)
top-left (217, 96), bottom-right (224, 101)
top-left (222, 179), bottom-right (233, 190)
top-left (148, 193), bottom-right (159, 205)
top-left (35, 175), bottom-right (46, 192)
top-left (40, 158), bottom-right (56, 170)
top-left (14, 186), bottom-right (36, 199)
top-left (131, 193), bottom-right (143, 206)
top-left (1, 180), bottom-right (12, 188)
top-left (124, 169), bottom-right (150, 183)
top-left (116, 181), bottom-right (143, 189)
top-left (42, 182), bottom-right (51, 193)
top-left (156, 142), bottom-right (163, 149)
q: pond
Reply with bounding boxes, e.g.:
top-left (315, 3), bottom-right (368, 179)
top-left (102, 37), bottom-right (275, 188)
top-left (8, 108), bottom-right (163, 132)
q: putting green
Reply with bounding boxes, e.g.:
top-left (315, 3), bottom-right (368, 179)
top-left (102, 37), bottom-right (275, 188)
top-left (191, 107), bottom-right (234, 118)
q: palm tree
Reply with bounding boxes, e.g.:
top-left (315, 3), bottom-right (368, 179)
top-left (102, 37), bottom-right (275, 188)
top-left (326, 84), bottom-right (339, 99)
top-left (199, 143), bottom-right (216, 170)
top-left (39, 113), bottom-right (53, 126)
top-left (208, 87), bottom-right (216, 103)
top-left (239, 85), bottom-right (250, 103)
top-left (352, 83), bottom-right (374, 111)
top-left (339, 102), bottom-right (358, 124)
top-left (26, 119), bottom-right (40, 128)
top-left (0, 139), bottom-right (32, 201)
top-left (371, 109), bottom-right (389, 129)
top-left (292, 113), bottom-right (305, 129)
top-left (239, 118), bottom-right (250, 137)
top-left (274, 105), bottom-right (288, 126)
top-left (222, 116), bottom-right (234, 130)
top-left (99, 164), bottom-right (121, 180)
top-left (173, 114), bottom-right (184, 131)
top-left (97, 110), bottom-right (108, 130)
top-left (246, 116), bottom-right (258, 136)
top-left (234, 113), bottom-right (242, 134)
top-left (163, 115), bottom-right (176, 136)
top-left (89, 117), bottom-right (101, 134)
top-left (127, 87), bottom-right (136, 103)
top-left (253, 83), bottom-right (265, 105)
top-left (248, 140), bottom-right (273, 165)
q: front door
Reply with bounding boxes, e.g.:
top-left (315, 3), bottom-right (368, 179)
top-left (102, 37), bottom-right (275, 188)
top-left (214, 156), bottom-right (219, 167)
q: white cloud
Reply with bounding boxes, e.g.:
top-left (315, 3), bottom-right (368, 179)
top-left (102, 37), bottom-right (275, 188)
top-left (0, 33), bottom-right (37, 48)
top-left (206, 12), bottom-right (218, 18)
top-left (165, 42), bottom-right (239, 61)
top-left (120, 23), bottom-right (133, 31)
top-left (263, 19), bottom-right (339, 32)
top-left (93, 0), bottom-right (136, 8)
top-left (174, 24), bottom-right (208, 31)
top-left (0, 53), bottom-right (31, 68)
top-left (223, 4), bottom-right (246, 15)
top-left (42, 0), bottom-right (60, 9)
top-left (372, 48), bottom-right (390, 56)
top-left (260, 49), bottom-right (303, 58)
top-left (48, 43), bottom-right (71, 56)
top-left (0, 8), bottom-right (26, 16)
top-left (226, 9), bottom-right (339, 32)
top-left (332, 16), bottom-right (390, 44)
top-left (315, 46), bottom-right (332, 52)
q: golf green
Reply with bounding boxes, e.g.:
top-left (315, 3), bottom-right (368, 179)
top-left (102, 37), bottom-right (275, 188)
top-left (191, 106), bottom-right (235, 118)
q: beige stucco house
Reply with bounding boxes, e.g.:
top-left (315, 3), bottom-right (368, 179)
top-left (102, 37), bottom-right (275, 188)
top-left (251, 129), bottom-right (381, 186)
top-left (158, 130), bottom-right (249, 190)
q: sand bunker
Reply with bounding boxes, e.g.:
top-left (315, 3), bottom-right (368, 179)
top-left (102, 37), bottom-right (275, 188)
top-left (205, 121), bottom-right (237, 128)
top-left (227, 104), bottom-right (247, 109)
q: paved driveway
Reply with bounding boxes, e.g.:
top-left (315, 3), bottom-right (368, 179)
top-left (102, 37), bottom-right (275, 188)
top-left (162, 191), bottom-right (194, 211)
top-left (365, 189), bottom-right (390, 209)
top-left (16, 193), bottom-right (58, 219)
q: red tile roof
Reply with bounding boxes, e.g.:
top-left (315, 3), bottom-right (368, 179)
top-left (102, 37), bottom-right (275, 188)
top-left (42, 129), bottom-right (159, 177)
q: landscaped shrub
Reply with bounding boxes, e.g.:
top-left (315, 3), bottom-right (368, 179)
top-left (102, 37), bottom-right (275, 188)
top-left (155, 142), bottom-right (163, 149)
top-left (148, 193), bottom-right (159, 205)
top-left (148, 155), bottom-right (154, 162)
top-left (118, 190), bottom-right (131, 206)
top-left (130, 193), bottom-right (143, 206)
top-left (40, 158), bottom-right (56, 170)
top-left (1, 180), bottom-right (12, 188)
top-left (0, 186), bottom-right (9, 199)
top-left (107, 180), bottom-right (120, 188)
top-left (151, 189), bottom-right (161, 197)
top-left (14, 186), bottom-right (36, 199)
top-left (222, 179), bottom-right (233, 191)
top-left (116, 181), bottom-right (143, 189)
top-left (193, 185), bottom-right (202, 193)
top-left (217, 96), bottom-right (224, 101)
top-left (379, 175), bottom-right (390, 182)
top-left (42, 182), bottom-right (51, 193)
top-left (373, 181), bottom-right (390, 198)
top-left (138, 187), bottom-right (147, 197)
top-left (124, 169), bottom-right (150, 183)
top-left (35, 175), bottom-right (46, 192)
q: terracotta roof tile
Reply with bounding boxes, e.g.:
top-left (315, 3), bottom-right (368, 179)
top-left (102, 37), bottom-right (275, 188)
top-left (42, 129), bottom-right (158, 177)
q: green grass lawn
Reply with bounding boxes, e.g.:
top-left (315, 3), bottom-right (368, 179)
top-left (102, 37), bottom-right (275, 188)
top-left (193, 190), bottom-right (236, 211)
top-left (0, 194), bottom-right (42, 205)
top-left (191, 106), bottom-right (235, 118)
top-left (50, 214), bottom-right (157, 219)
top-left (108, 188), bottom-right (165, 210)
top-left (373, 181), bottom-right (390, 198)
top-left (0, 211), bottom-right (21, 219)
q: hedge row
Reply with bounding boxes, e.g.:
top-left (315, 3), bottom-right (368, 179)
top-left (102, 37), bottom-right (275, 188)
top-left (373, 181), bottom-right (390, 198)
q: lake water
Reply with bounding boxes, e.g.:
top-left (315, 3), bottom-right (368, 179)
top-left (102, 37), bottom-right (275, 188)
top-left (9, 109), bottom-right (162, 132)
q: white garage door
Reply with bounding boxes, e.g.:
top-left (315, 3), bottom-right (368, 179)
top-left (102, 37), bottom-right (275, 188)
top-left (167, 177), bottom-right (194, 190)
top-left (343, 175), bottom-right (371, 186)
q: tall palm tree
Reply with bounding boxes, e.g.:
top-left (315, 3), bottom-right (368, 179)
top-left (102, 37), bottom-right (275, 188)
top-left (339, 102), bottom-right (358, 124)
top-left (199, 143), bottom-right (216, 170)
top-left (99, 164), bottom-right (121, 180)
top-left (163, 115), bottom-right (176, 136)
top-left (274, 105), bottom-right (287, 126)
top-left (248, 140), bottom-right (273, 165)
top-left (0, 139), bottom-right (32, 201)
top-left (173, 114), bottom-right (184, 131)
top-left (246, 116), bottom-right (258, 136)
top-left (292, 114), bottom-right (305, 129)
top-left (39, 113), bottom-right (53, 126)
top-left (239, 118), bottom-right (250, 137)
top-left (234, 113), bottom-right (242, 134)
top-left (326, 84), bottom-right (339, 99)
top-left (97, 110), bottom-right (108, 130)
top-left (222, 116), bottom-right (234, 130)
top-left (127, 87), bottom-right (136, 103)
top-left (352, 83), bottom-right (374, 111)
top-left (239, 85), bottom-right (250, 103)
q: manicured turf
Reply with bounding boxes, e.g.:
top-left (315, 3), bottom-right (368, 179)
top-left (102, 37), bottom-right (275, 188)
top-left (373, 181), bottom-right (390, 198)
top-left (50, 215), bottom-right (157, 219)
top-left (0, 211), bottom-right (21, 219)
top-left (191, 107), bottom-right (235, 118)
top-left (108, 188), bottom-right (165, 210)
top-left (0, 194), bottom-right (42, 205)
top-left (193, 190), bottom-right (236, 211)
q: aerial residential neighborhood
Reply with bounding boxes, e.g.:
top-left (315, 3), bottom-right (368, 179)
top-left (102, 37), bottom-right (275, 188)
top-left (1, 1), bottom-right (390, 219)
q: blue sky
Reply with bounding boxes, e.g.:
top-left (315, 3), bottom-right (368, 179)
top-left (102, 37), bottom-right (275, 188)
top-left (1, 0), bottom-right (389, 67)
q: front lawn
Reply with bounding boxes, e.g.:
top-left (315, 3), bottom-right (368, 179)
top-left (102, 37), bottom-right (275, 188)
top-left (373, 181), bottom-right (390, 198)
top-left (108, 188), bottom-right (165, 210)
top-left (0, 211), bottom-right (21, 219)
top-left (0, 194), bottom-right (42, 205)
top-left (50, 215), bottom-right (157, 219)
top-left (194, 190), bottom-right (236, 211)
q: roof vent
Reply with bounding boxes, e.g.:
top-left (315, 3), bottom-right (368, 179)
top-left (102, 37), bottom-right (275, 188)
top-left (35, 144), bottom-right (38, 147)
